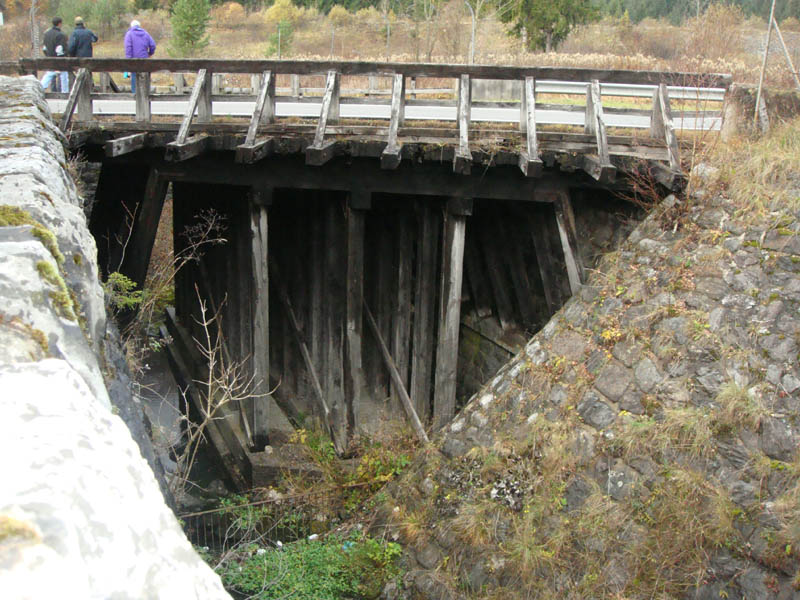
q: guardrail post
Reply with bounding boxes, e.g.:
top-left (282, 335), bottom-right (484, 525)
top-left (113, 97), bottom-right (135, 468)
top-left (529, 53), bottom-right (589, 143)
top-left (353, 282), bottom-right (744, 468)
top-left (76, 70), bottom-right (92, 122)
top-left (135, 71), bottom-right (151, 123)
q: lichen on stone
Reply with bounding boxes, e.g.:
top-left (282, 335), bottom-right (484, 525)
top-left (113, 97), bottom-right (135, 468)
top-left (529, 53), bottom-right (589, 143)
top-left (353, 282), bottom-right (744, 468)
top-left (0, 205), bottom-right (65, 265)
top-left (35, 260), bottom-right (77, 321)
top-left (0, 514), bottom-right (41, 546)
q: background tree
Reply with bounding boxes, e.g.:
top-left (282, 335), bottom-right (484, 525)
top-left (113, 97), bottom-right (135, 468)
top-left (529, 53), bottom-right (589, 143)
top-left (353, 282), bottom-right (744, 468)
top-left (169, 0), bottom-right (210, 56)
top-left (500, 0), bottom-right (598, 51)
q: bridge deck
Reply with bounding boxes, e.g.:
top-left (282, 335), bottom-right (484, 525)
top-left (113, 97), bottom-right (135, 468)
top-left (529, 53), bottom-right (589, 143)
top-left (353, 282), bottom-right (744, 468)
top-left (3, 58), bottom-right (731, 189)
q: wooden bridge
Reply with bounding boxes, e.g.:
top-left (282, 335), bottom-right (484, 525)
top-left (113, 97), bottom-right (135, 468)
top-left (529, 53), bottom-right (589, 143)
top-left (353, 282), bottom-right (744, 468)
top-left (1, 59), bottom-right (732, 487)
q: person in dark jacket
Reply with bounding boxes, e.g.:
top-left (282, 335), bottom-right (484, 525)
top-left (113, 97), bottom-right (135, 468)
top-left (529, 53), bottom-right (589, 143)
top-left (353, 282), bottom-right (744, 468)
top-left (40, 17), bottom-right (69, 92)
top-left (124, 20), bottom-right (157, 94)
top-left (68, 16), bottom-right (98, 57)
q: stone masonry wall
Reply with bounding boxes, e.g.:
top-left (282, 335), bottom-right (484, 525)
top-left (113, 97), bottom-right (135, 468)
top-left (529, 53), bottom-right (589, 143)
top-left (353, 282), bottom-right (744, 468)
top-left (0, 76), bottom-right (231, 599)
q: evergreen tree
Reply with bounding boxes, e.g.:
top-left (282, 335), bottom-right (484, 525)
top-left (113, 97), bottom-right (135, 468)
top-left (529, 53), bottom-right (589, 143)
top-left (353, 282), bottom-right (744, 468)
top-left (169, 0), bottom-right (211, 56)
top-left (500, 0), bottom-right (598, 52)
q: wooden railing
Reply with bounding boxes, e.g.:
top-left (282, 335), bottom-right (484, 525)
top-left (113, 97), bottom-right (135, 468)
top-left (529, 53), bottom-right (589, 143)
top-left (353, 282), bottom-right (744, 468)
top-left (2, 58), bottom-right (732, 181)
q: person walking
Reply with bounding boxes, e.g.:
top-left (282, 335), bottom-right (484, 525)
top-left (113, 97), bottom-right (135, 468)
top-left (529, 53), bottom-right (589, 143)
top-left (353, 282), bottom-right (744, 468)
top-left (40, 17), bottom-right (69, 93)
top-left (68, 16), bottom-right (98, 57)
top-left (124, 20), bottom-right (157, 94)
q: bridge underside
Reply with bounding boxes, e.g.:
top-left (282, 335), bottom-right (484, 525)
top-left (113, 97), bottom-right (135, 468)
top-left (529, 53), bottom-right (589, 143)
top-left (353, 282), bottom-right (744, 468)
top-left (85, 141), bottom-right (636, 488)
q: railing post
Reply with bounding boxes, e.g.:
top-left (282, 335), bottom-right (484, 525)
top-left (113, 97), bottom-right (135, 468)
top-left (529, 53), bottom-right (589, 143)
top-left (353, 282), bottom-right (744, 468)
top-left (135, 71), bottom-right (151, 123)
top-left (76, 70), bottom-right (92, 122)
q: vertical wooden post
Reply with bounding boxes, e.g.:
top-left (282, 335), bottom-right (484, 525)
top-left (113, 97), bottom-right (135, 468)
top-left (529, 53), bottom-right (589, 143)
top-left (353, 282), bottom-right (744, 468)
top-left (529, 208), bottom-right (563, 315)
top-left (391, 214), bottom-right (413, 411)
top-left (291, 74), bottom-right (300, 97)
top-left (197, 70), bottom-right (213, 123)
top-left (100, 72), bottom-right (111, 93)
top-left (76, 70), bottom-right (92, 121)
top-left (345, 191), bottom-right (369, 431)
top-left (249, 189), bottom-right (271, 450)
top-left (409, 202), bottom-right (438, 423)
top-left (121, 168), bottom-right (168, 290)
top-left (135, 71), bottom-right (151, 122)
top-left (433, 198), bottom-right (470, 429)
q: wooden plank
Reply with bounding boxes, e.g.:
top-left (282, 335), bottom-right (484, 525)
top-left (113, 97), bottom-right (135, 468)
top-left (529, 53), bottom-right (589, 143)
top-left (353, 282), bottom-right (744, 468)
top-left (134, 71), bottom-right (151, 123)
top-left (249, 197), bottom-right (271, 450)
top-left (500, 217), bottom-right (537, 326)
top-left (59, 68), bottom-right (90, 132)
top-left (375, 222), bottom-right (393, 404)
top-left (519, 76), bottom-right (543, 177)
top-left (453, 74), bottom-right (472, 175)
top-left (309, 208), bottom-right (324, 393)
top-left (365, 302), bottom-right (429, 444)
top-left (306, 70), bottom-right (341, 166)
top-left (479, 217), bottom-right (515, 331)
top-left (165, 133), bottom-right (210, 162)
top-left (409, 203), bottom-right (438, 423)
top-left (345, 200), bottom-right (368, 431)
top-left (22, 57), bottom-right (734, 87)
top-left (119, 167), bottom-right (168, 290)
top-left (463, 229), bottom-right (493, 319)
top-left (391, 214), bottom-right (413, 410)
top-left (269, 255), bottom-right (340, 452)
top-left (650, 83), bottom-right (680, 173)
top-left (433, 209), bottom-right (467, 429)
top-left (323, 200), bottom-right (347, 449)
top-left (104, 132), bottom-right (148, 157)
top-left (76, 69), bottom-right (92, 122)
top-left (583, 79), bottom-right (616, 183)
top-left (529, 209), bottom-right (563, 315)
top-left (236, 71), bottom-right (276, 164)
top-left (381, 73), bottom-right (405, 170)
top-left (243, 70), bottom-right (275, 145)
top-left (175, 69), bottom-right (208, 145)
top-left (553, 192), bottom-right (585, 294)
top-left (197, 70), bottom-right (212, 123)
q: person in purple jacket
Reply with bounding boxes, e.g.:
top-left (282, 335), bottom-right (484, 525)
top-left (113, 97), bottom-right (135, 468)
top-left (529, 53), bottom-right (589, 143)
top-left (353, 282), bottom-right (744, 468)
top-left (123, 20), bottom-right (156, 93)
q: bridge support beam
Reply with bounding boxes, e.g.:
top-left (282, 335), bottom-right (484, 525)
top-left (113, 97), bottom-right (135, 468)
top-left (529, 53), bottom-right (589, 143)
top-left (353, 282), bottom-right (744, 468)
top-left (433, 197), bottom-right (470, 429)
top-left (249, 188), bottom-right (271, 450)
top-left (345, 192), bottom-right (368, 433)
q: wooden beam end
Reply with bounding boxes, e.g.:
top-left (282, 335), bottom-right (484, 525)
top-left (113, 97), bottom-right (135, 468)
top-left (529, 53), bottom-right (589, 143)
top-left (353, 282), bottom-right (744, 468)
top-left (518, 152), bottom-right (544, 178)
top-left (583, 154), bottom-right (616, 184)
top-left (165, 133), bottom-right (209, 162)
top-left (235, 137), bottom-right (274, 164)
top-left (380, 144), bottom-right (402, 170)
top-left (453, 149), bottom-right (472, 175)
top-left (305, 140), bottom-right (337, 166)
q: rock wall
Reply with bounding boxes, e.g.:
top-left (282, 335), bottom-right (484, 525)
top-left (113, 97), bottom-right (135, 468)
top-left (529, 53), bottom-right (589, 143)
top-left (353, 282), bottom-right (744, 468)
top-left (0, 76), bottom-right (230, 599)
top-left (378, 171), bottom-right (800, 597)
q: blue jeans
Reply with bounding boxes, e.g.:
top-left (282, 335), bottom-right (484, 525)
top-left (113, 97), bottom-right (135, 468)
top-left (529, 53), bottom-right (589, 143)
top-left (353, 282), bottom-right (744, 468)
top-left (40, 70), bottom-right (69, 93)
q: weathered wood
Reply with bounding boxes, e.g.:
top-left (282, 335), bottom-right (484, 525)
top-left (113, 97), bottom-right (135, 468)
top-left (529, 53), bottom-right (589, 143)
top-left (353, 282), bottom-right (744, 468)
top-left (344, 199), bottom-right (368, 432)
top-left (76, 69), bottom-right (92, 122)
top-left (479, 218), bottom-right (515, 331)
top-left (249, 198), bottom-right (270, 450)
top-left (309, 210), bottom-right (324, 384)
top-left (197, 70), bottom-right (213, 123)
top-left (100, 72), bottom-right (111, 93)
top-left (235, 137), bottom-right (274, 164)
top-left (243, 71), bottom-right (275, 145)
top-left (650, 83), bottom-right (680, 173)
top-left (553, 193), bottom-right (585, 294)
top-left (409, 203), bottom-right (438, 423)
top-left (104, 132), bottom-right (148, 157)
top-left (381, 73), bottom-right (405, 170)
top-left (453, 74), bottom-right (472, 175)
top-left (22, 57), bottom-right (734, 87)
top-left (364, 302), bottom-right (429, 444)
top-left (391, 215), bottom-right (413, 410)
top-left (166, 133), bottom-right (210, 161)
top-left (59, 68), bottom-right (90, 131)
top-left (323, 200), bottom-right (347, 449)
top-left (291, 74), bottom-right (300, 97)
top-left (463, 230), bottom-right (492, 319)
top-left (583, 79), bottom-right (616, 183)
top-left (528, 209), bottom-right (562, 315)
top-left (175, 69), bottom-right (208, 145)
top-left (433, 208), bottom-right (467, 429)
top-left (519, 76), bottom-right (543, 177)
top-left (134, 71), bottom-right (151, 123)
top-left (374, 223), bottom-right (393, 404)
top-left (306, 70), bottom-right (341, 166)
top-left (500, 217), bottom-right (537, 326)
top-left (269, 255), bottom-right (340, 452)
top-left (119, 167), bottom-right (168, 290)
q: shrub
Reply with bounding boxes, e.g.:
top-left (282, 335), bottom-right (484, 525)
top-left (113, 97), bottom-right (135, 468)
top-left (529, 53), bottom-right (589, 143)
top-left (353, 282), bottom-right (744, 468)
top-left (327, 5), bottom-right (351, 28)
top-left (684, 3), bottom-right (745, 60)
top-left (211, 1), bottom-right (246, 28)
top-left (263, 0), bottom-right (302, 26)
top-left (266, 20), bottom-right (293, 57)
